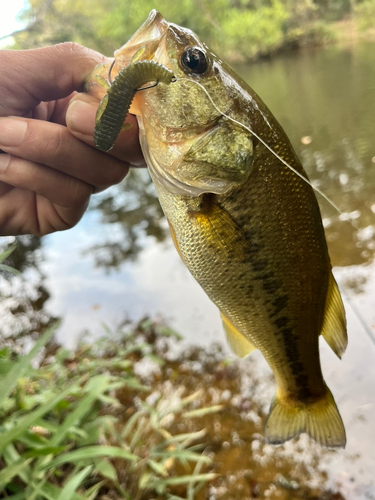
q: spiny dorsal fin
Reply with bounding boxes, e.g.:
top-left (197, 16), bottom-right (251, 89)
top-left (220, 311), bottom-right (257, 358)
top-left (320, 273), bottom-right (347, 359)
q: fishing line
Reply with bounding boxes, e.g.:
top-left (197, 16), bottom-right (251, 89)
top-left (342, 291), bottom-right (375, 349)
top-left (176, 77), bottom-right (359, 233)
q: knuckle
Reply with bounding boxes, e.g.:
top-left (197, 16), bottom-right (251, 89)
top-left (51, 42), bottom-right (106, 73)
top-left (30, 125), bottom-right (65, 159)
top-left (53, 42), bottom-right (86, 58)
top-left (48, 43), bottom-right (105, 92)
top-left (100, 157), bottom-right (129, 186)
top-left (0, 154), bottom-right (11, 174)
top-left (68, 179), bottom-right (92, 208)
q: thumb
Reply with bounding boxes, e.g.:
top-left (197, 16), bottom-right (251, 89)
top-left (66, 93), bottom-right (145, 167)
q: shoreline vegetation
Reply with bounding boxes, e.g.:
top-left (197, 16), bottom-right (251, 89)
top-left (0, 318), bottom-right (347, 500)
top-left (6, 0), bottom-right (375, 63)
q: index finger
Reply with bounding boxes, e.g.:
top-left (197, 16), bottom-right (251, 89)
top-left (1, 43), bottom-right (108, 110)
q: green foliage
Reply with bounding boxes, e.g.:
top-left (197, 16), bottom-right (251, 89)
top-left (0, 320), bottom-right (221, 499)
top-left (12, 0), bottom-right (373, 61)
top-left (0, 316), bottom-right (348, 499)
top-left (220, 0), bottom-right (289, 59)
top-left (355, 0), bottom-right (375, 31)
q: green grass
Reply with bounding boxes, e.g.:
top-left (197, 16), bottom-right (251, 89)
top-left (0, 320), bottom-right (220, 500)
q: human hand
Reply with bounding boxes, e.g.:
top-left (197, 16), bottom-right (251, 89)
top-left (0, 43), bottom-right (144, 237)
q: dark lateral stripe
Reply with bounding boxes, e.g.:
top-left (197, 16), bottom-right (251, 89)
top-left (253, 269), bottom-right (282, 295)
top-left (279, 326), bottom-right (312, 400)
top-left (270, 294), bottom-right (289, 317)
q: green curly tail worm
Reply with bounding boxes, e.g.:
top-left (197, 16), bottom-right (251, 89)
top-left (94, 61), bottom-right (175, 152)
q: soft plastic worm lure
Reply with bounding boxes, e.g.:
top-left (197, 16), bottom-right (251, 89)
top-left (94, 61), bottom-right (175, 152)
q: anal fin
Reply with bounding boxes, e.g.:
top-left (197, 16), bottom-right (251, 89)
top-left (320, 273), bottom-right (348, 359)
top-left (220, 312), bottom-right (256, 358)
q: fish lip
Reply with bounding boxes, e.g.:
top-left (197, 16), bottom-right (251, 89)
top-left (121, 10), bottom-right (168, 46)
top-left (114, 10), bottom-right (169, 70)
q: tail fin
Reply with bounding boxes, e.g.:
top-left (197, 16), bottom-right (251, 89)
top-left (265, 386), bottom-right (346, 448)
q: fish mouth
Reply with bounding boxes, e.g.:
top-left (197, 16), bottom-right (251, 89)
top-left (114, 10), bottom-right (169, 70)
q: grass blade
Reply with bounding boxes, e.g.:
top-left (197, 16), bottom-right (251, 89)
top-left (154, 473), bottom-right (218, 491)
top-left (0, 376), bottom-right (85, 454)
top-left (0, 458), bottom-right (32, 489)
top-left (0, 263), bottom-right (21, 275)
top-left (37, 481), bottom-right (84, 500)
top-left (49, 375), bottom-right (112, 447)
top-left (0, 322), bottom-right (58, 408)
top-left (56, 465), bottom-right (92, 500)
top-left (3, 444), bottom-right (31, 483)
top-left (0, 243), bottom-right (17, 263)
top-left (93, 459), bottom-right (118, 481)
top-left (43, 446), bottom-right (138, 469)
top-left (182, 405), bottom-right (223, 419)
top-left (83, 480), bottom-right (105, 500)
top-left (151, 450), bottom-right (210, 464)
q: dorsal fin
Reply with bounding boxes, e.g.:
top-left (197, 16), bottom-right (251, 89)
top-left (320, 273), bottom-right (347, 359)
top-left (220, 311), bottom-right (257, 358)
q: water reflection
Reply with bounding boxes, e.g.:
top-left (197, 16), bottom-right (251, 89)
top-left (235, 43), bottom-right (375, 269)
top-left (0, 235), bottom-right (56, 341)
top-left (87, 169), bottom-right (167, 269)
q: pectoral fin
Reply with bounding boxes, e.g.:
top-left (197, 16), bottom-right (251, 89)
top-left (220, 312), bottom-right (257, 358)
top-left (189, 197), bottom-right (252, 263)
top-left (320, 273), bottom-right (347, 359)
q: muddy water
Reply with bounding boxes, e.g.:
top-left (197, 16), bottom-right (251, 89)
top-left (1, 42), bottom-right (375, 498)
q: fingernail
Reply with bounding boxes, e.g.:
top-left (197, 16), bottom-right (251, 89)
top-left (0, 154), bottom-right (11, 173)
top-left (0, 118), bottom-right (28, 147)
top-left (66, 100), bottom-right (96, 136)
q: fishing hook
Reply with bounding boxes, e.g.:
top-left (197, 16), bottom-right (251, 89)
top-left (137, 75), bottom-right (177, 92)
top-left (108, 59), bottom-right (116, 85)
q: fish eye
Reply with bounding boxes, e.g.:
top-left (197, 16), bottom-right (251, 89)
top-left (180, 47), bottom-right (208, 75)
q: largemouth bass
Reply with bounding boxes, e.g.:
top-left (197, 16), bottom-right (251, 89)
top-left (87, 10), bottom-right (348, 448)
